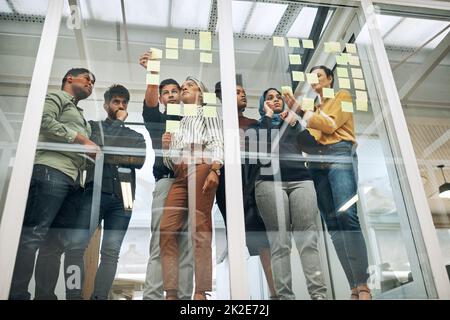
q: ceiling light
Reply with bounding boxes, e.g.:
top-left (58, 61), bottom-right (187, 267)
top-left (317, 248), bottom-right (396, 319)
top-left (171, 0), bottom-right (212, 30)
top-left (10, 0), bottom-right (48, 15)
top-left (231, 1), bottom-right (253, 33)
top-left (438, 165), bottom-right (450, 199)
top-left (245, 2), bottom-right (287, 36)
top-left (286, 6), bottom-right (318, 38)
top-left (0, 0), bottom-right (12, 13)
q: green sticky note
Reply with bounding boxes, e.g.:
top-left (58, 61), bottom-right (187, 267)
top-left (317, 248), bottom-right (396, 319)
top-left (346, 43), bottom-right (357, 54)
top-left (349, 55), bottom-right (360, 66)
top-left (183, 104), bottom-right (197, 116)
top-left (200, 52), bottom-right (212, 63)
top-left (166, 37), bottom-right (178, 49)
top-left (306, 73), bottom-right (319, 84)
top-left (167, 103), bottom-right (181, 116)
top-left (302, 39), bottom-right (314, 49)
top-left (203, 92), bottom-right (217, 105)
top-left (354, 79), bottom-right (366, 90)
top-left (351, 68), bottom-right (363, 79)
top-left (356, 99), bottom-right (368, 111)
top-left (288, 38), bottom-right (300, 48)
top-left (341, 101), bottom-right (354, 113)
top-left (281, 86), bottom-right (293, 95)
top-left (355, 90), bottom-right (368, 101)
top-left (147, 60), bottom-right (160, 72)
top-left (166, 49), bottom-right (179, 60)
top-left (323, 88), bottom-right (335, 99)
top-left (273, 36), bottom-right (285, 47)
top-left (146, 73), bottom-right (160, 85)
top-left (325, 41), bottom-right (341, 53)
top-left (292, 71), bottom-right (304, 82)
top-left (199, 31), bottom-right (212, 51)
top-left (203, 106), bottom-right (217, 118)
top-left (337, 67), bottom-right (349, 78)
top-left (166, 120), bottom-right (180, 133)
top-left (150, 47), bottom-right (163, 60)
top-left (324, 42), bottom-right (332, 53)
top-left (302, 97), bottom-right (315, 110)
top-left (339, 78), bottom-right (351, 89)
top-left (289, 54), bottom-right (302, 65)
top-left (336, 55), bottom-right (348, 65)
top-left (183, 39), bottom-right (196, 50)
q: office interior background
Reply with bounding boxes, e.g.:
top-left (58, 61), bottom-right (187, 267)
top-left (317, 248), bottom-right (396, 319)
top-left (0, 0), bottom-right (449, 300)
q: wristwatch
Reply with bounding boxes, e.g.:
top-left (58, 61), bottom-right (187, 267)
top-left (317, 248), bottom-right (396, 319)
top-left (209, 168), bottom-right (221, 176)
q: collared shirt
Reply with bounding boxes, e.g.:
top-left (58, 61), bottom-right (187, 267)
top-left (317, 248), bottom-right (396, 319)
top-left (34, 90), bottom-right (91, 181)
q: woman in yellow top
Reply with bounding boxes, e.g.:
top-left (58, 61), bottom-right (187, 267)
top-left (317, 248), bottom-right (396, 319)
top-left (283, 65), bottom-right (371, 300)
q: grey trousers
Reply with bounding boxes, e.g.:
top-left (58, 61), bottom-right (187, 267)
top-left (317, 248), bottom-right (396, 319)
top-left (255, 180), bottom-right (327, 300)
top-left (143, 178), bottom-right (194, 300)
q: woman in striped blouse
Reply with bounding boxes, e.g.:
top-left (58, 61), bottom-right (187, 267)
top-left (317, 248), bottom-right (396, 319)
top-left (160, 76), bottom-right (223, 300)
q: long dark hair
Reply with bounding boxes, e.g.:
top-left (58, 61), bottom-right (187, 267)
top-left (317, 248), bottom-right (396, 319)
top-left (310, 65), bottom-right (334, 88)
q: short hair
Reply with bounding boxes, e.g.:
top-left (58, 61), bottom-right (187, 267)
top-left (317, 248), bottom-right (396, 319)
top-left (309, 65), bottom-right (334, 88)
top-left (159, 78), bottom-right (180, 95)
top-left (103, 84), bottom-right (130, 104)
top-left (61, 68), bottom-right (95, 89)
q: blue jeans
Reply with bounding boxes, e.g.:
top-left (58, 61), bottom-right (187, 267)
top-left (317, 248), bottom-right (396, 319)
top-left (9, 165), bottom-right (82, 300)
top-left (308, 141), bottom-right (369, 288)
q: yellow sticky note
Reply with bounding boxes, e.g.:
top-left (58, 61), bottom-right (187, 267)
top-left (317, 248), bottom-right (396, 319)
top-left (200, 52), bottom-right (212, 63)
top-left (355, 90), bottom-right (368, 101)
top-left (146, 73), bottom-right (160, 85)
top-left (167, 103), bottom-right (181, 116)
top-left (351, 68), bottom-right (363, 79)
top-left (199, 31), bottom-right (212, 51)
top-left (203, 106), bottom-right (217, 118)
top-left (166, 49), bottom-right (179, 60)
top-left (273, 36), bottom-right (285, 47)
top-left (341, 101), bottom-right (354, 113)
top-left (292, 71), bottom-right (304, 82)
top-left (150, 47), bottom-right (163, 60)
top-left (203, 92), bottom-right (217, 105)
top-left (349, 56), bottom-right (360, 66)
top-left (356, 99), bottom-right (368, 111)
top-left (146, 60), bottom-right (160, 72)
top-left (281, 86), bottom-right (293, 95)
top-left (346, 43), bottom-right (357, 54)
top-left (166, 37), bottom-right (178, 49)
top-left (302, 97), bottom-right (315, 111)
top-left (183, 39), bottom-right (196, 50)
top-left (337, 67), bottom-right (349, 78)
top-left (183, 104), bottom-right (197, 116)
top-left (339, 78), bottom-right (351, 89)
top-left (354, 79), bottom-right (366, 90)
top-left (306, 73), bottom-right (319, 84)
top-left (336, 55), bottom-right (348, 65)
top-left (325, 41), bottom-right (341, 53)
top-left (302, 39), bottom-right (314, 49)
top-left (289, 54), bottom-right (302, 65)
top-left (323, 88), bottom-right (335, 99)
top-left (288, 38), bottom-right (300, 48)
top-left (166, 120), bottom-right (180, 133)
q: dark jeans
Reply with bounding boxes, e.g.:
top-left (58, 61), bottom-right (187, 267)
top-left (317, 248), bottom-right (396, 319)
top-left (35, 186), bottom-right (131, 300)
top-left (9, 164), bottom-right (82, 300)
top-left (308, 141), bottom-right (369, 288)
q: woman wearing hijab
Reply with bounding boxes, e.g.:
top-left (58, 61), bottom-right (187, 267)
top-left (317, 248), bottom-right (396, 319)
top-left (160, 76), bottom-right (223, 300)
top-left (252, 88), bottom-right (327, 300)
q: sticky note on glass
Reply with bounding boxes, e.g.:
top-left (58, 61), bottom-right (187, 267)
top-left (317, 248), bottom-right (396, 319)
top-left (306, 73), bottom-right (319, 84)
top-left (146, 73), bottom-right (160, 85)
top-left (166, 37), bottom-right (178, 49)
top-left (346, 43), bottom-right (357, 54)
top-left (325, 41), bottom-right (341, 53)
top-left (289, 54), bottom-right (301, 65)
top-left (292, 71), bottom-right (304, 82)
top-left (356, 99), bottom-right (368, 111)
top-left (200, 52), bottom-right (212, 63)
top-left (273, 36), bottom-right (284, 47)
top-left (281, 86), bottom-right (293, 95)
top-left (203, 106), bottom-right (217, 118)
top-left (147, 60), bottom-right (160, 72)
top-left (183, 39), bottom-right (196, 50)
top-left (354, 79), bottom-right (366, 90)
top-left (288, 38), bottom-right (300, 48)
top-left (166, 120), bottom-right (180, 133)
top-left (349, 56), bottom-right (360, 66)
top-left (203, 92), bottom-right (217, 104)
top-left (351, 68), bottom-right (363, 79)
top-left (184, 104), bottom-right (197, 116)
top-left (339, 78), bottom-right (351, 89)
top-left (150, 48), bottom-right (163, 60)
top-left (199, 31), bottom-right (212, 51)
top-left (323, 88), bottom-right (335, 99)
top-left (302, 97), bottom-right (315, 111)
top-left (167, 103), bottom-right (181, 116)
top-left (302, 39), bottom-right (314, 49)
top-left (341, 101), bottom-right (354, 113)
top-left (166, 49), bottom-right (178, 60)
top-left (336, 55), bottom-right (348, 65)
top-left (337, 67), bottom-right (349, 78)
top-left (355, 90), bottom-right (368, 101)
